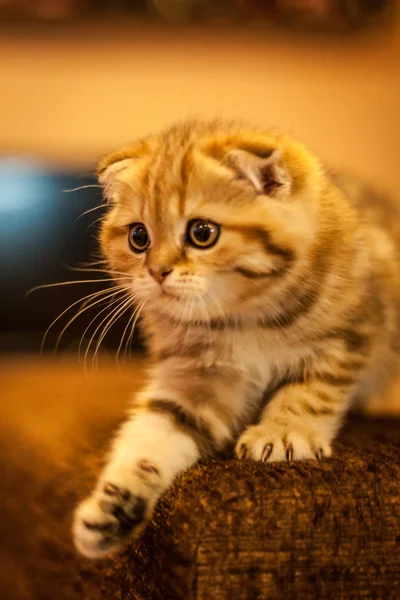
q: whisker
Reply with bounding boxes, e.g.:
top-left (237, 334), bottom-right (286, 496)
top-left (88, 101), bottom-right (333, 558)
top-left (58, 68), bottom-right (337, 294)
top-left (53, 287), bottom-right (128, 353)
top-left (116, 298), bottom-right (146, 365)
top-left (84, 259), bottom-right (107, 266)
top-left (77, 205), bottom-right (107, 218)
top-left (85, 295), bottom-right (134, 370)
top-left (85, 214), bottom-right (108, 232)
top-left (117, 310), bottom-right (137, 365)
top-left (83, 298), bottom-right (129, 372)
top-left (71, 204), bottom-right (107, 227)
top-left (27, 278), bottom-right (131, 296)
top-left (124, 299), bottom-right (146, 360)
top-left (78, 293), bottom-right (126, 362)
top-left (124, 317), bottom-right (136, 360)
top-left (40, 285), bottom-right (127, 351)
top-left (116, 306), bottom-right (138, 365)
top-left (76, 259), bottom-right (109, 268)
top-left (62, 184), bottom-right (103, 193)
top-left (61, 263), bottom-right (131, 278)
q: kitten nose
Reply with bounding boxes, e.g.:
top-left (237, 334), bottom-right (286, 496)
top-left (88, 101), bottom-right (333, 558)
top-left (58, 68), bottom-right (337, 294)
top-left (148, 267), bottom-right (172, 285)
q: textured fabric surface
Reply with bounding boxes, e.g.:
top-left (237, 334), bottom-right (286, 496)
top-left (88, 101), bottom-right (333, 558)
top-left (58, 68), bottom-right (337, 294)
top-left (1, 360), bottom-right (400, 599)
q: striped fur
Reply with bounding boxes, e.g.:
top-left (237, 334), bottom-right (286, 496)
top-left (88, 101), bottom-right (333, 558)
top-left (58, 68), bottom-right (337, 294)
top-left (73, 119), bottom-right (400, 558)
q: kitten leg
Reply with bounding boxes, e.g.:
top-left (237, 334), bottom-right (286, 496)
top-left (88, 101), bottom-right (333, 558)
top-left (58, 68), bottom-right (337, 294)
top-left (236, 347), bottom-right (366, 462)
top-left (73, 362), bottom-right (248, 558)
top-left (73, 407), bottom-right (200, 558)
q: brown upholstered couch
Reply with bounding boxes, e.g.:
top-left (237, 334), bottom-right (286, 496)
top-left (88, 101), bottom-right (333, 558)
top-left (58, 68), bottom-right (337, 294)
top-left (1, 357), bottom-right (400, 600)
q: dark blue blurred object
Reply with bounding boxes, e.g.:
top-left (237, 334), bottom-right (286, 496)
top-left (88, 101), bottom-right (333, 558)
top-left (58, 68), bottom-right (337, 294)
top-left (0, 158), bottom-right (132, 352)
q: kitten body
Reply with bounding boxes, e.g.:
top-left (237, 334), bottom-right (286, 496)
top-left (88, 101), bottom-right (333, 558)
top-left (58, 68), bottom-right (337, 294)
top-left (73, 120), bottom-right (400, 558)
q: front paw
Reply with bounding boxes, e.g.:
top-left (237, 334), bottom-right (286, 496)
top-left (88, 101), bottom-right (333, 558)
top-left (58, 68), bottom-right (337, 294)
top-left (235, 421), bottom-right (332, 463)
top-left (73, 477), bottom-right (152, 558)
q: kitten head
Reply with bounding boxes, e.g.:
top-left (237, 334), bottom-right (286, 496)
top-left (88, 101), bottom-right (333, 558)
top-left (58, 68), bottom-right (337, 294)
top-left (97, 120), bottom-right (324, 324)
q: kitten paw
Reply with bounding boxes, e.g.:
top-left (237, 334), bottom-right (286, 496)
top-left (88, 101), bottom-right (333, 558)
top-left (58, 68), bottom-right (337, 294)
top-left (73, 461), bottom-right (162, 558)
top-left (235, 422), bottom-right (332, 463)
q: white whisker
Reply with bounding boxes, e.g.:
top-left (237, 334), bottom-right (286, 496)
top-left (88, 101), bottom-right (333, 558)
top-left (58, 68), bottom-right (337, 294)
top-left (54, 288), bottom-right (128, 353)
top-left (27, 278), bottom-right (131, 296)
top-left (91, 297), bottom-right (134, 370)
top-left (66, 265), bottom-right (133, 278)
top-left (78, 259), bottom-right (109, 267)
top-left (83, 297), bottom-right (129, 372)
top-left (62, 184), bottom-right (103, 193)
top-left (40, 285), bottom-right (127, 352)
top-left (78, 205), bottom-right (107, 218)
top-left (124, 299), bottom-right (146, 360)
top-left (117, 298), bottom-right (147, 365)
top-left (85, 215), bottom-right (108, 232)
top-left (117, 308), bottom-right (137, 365)
top-left (71, 204), bottom-right (107, 227)
top-left (85, 295), bottom-right (134, 370)
top-left (78, 293), bottom-right (127, 362)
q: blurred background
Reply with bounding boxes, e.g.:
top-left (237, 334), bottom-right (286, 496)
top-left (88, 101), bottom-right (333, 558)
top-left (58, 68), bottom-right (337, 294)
top-left (0, 0), bottom-right (399, 358)
top-left (1, 7), bottom-right (400, 599)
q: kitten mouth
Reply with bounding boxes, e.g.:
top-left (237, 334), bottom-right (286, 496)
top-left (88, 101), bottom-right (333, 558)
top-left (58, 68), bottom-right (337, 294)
top-left (160, 287), bottom-right (179, 299)
top-left (160, 288), bottom-right (198, 302)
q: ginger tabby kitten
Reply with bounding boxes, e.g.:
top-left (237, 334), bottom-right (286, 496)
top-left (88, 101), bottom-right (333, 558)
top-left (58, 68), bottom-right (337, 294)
top-left (73, 119), bottom-right (400, 558)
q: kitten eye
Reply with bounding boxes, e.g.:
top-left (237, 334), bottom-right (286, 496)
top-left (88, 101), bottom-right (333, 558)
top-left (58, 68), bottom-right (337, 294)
top-left (128, 223), bottom-right (150, 253)
top-left (187, 219), bottom-right (220, 249)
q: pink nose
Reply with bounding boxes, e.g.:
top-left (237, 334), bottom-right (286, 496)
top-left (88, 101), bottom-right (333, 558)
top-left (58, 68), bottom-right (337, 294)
top-left (148, 267), bottom-right (172, 285)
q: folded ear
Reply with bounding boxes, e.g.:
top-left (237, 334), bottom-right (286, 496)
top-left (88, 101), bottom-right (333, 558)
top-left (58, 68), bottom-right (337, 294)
top-left (96, 139), bottom-right (153, 200)
top-left (97, 157), bottom-right (136, 200)
top-left (223, 147), bottom-right (291, 199)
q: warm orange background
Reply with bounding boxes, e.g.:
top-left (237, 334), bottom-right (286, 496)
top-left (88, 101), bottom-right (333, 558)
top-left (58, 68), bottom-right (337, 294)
top-left (1, 21), bottom-right (400, 412)
top-left (1, 21), bottom-right (399, 198)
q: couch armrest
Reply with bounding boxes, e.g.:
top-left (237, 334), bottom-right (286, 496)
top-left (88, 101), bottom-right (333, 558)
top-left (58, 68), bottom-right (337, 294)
top-left (1, 357), bottom-right (399, 600)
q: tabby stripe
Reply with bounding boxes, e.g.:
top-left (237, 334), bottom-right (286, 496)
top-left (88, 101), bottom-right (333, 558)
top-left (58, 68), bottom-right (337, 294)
top-left (284, 405), bottom-right (301, 416)
top-left (262, 237), bottom-right (294, 264)
top-left (326, 328), bottom-right (371, 355)
top-left (314, 373), bottom-right (354, 387)
top-left (315, 389), bottom-right (344, 404)
top-left (233, 267), bottom-right (276, 279)
top-left (259, 240), bottom-right (331, 329)
top-left (337, 358), bottom-right (366, 371)
top-left (261, 374), bottom-right (345, 415)
top-left (147, 399), bottom-right (216, 456)
top-left (225, 226), bottom-right (295, 264)
top-left (260, 286), bottom-right (320, 328)
top-left (301, 402), bottom-right (336, 417)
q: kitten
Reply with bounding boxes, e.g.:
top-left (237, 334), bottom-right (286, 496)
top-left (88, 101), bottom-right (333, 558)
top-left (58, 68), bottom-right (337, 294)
top-left (73, 119), bottom-right (400, 558)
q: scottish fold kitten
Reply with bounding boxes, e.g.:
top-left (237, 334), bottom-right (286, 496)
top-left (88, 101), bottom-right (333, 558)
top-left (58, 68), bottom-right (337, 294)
top-left (73, 119), bottom-right (400, 558)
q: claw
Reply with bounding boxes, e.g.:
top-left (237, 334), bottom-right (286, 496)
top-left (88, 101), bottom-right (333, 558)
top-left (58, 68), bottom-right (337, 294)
top-left (238, 445), bottom-right (247, 460)
top-left (314, 448), bottom-right (324, 460)
top-left (103, 482), bottom-right (131, 501)
top-left (285, 444), bottom-right (294, 461)
top-left (261, 443), bottom-right (273, 462)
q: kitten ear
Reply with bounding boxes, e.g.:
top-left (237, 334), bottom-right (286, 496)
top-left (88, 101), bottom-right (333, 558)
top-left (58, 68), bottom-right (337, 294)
top-left (97, 158), bottom-right (137, 201)
top-left (224, 148), bottom-right (291, 199)
top-left (97, 139), bottom-right (154, 200)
